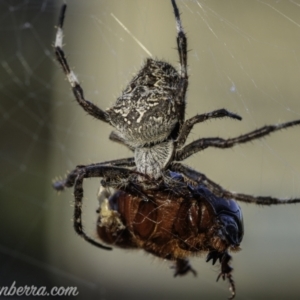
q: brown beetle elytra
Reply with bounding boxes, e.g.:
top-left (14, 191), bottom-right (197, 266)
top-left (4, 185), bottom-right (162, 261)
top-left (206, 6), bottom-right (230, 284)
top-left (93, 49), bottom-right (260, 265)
top-left (97, 172), bottom-right (243, 299)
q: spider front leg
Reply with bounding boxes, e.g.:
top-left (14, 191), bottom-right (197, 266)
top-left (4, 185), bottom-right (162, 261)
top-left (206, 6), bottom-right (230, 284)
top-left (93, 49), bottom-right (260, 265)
top-left (176, 109), bottom-right (242, 148)
top-left (170, 163), bottom-right (300, 205)
top-left (171, 0), bottom-right (188, 126)
top-left (171, 0), bottom-right (187, 79)
top-left (176, 119), bottom-right (300, 161)
top-left (172, 2), bottom-right (241, 143)
top-left (55, 5), bottom-right (110, 123)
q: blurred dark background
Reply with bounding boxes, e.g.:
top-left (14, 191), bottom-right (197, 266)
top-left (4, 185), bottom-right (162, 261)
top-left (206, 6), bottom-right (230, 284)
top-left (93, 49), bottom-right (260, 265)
top-left (1, 1), bottom-right (300, 299)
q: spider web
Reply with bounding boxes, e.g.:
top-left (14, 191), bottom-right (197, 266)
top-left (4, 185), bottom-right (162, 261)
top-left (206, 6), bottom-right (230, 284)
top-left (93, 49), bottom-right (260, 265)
top-left (1, 0), bottom-right (300, 299)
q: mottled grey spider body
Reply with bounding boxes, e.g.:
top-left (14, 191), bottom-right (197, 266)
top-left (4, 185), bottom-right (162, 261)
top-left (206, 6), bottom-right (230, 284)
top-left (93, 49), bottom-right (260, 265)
top-left (108, 58), bottom-right (181, 179)
top-left (109, 59), bottom-right (181, 148)
top-left (53, 1), bottom-right (300, 297)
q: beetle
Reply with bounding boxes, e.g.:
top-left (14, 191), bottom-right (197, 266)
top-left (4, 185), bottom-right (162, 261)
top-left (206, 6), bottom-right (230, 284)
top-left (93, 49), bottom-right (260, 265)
top-left (96, 171), bottom-right (243, 299)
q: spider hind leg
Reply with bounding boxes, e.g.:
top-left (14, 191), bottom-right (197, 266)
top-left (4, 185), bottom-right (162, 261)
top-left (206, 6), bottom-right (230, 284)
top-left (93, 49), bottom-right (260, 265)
top-left (58, 163), bottom-right (141, 251)
top-left (170, 163), bottom-right (300, 205)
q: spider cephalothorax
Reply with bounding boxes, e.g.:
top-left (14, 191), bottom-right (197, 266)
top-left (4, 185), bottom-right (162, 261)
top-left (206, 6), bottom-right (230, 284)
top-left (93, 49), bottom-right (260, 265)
top-left (53, 1), bottom-right (300, 299)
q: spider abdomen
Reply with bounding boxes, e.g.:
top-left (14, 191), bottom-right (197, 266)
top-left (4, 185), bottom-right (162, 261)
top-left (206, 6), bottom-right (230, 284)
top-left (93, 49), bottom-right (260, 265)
top-left (107, 59), bottom-right (181, 148)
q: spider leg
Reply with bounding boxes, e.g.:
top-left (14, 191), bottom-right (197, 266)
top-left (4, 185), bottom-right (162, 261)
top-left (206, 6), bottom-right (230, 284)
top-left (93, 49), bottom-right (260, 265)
top-left (171, 0), bottom-right (188, 127)
top-left (55, 5), bottom-right (110, 123)
top-left (170, 163), bottom-right (227, 196)
top-left (53, 158), bottom-right (135, 191)
top-left (175, 119), bottom-right (300, 161)
top-left (171, 0), bottom-right (187, 79)
top-left (171, 1), bottom-right (240, 139)
top-left (170, 163), bottom-right (300, 205)
top-left (59, 163), bottom-right (146, 250)
top-left (73, 172), bottom-right (112, 250)
top-left (176, 109), bottom-right (242, 148)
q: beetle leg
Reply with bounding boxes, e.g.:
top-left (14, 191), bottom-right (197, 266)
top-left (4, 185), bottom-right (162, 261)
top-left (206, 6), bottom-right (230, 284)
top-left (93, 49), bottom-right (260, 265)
top-left (206, 249), bottom-right (222, 265)
top-left (172, 258), bottom-right (197, 277)
top-left (206, 250), bottom-right (235, 299)
top-left (216, 252), bottom-right (235, 300)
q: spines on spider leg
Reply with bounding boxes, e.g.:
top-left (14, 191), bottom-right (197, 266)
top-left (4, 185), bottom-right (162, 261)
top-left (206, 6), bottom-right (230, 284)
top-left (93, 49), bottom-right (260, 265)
top-left (170, 0), bottom-right (188, 130)
top-left (54, 4), bottom-right (110, 123)
top-left (171, 0), bottom-right (187, 77)
top-left (175, 118), bottom-right (300, 161)
top-left (54, 5), bottom-right (81, 89)
top-left (54, 4), bottom-right (72, 79)
top-left (230, 192), bottom-right (300, 205)
top-left (52, 168), bottom-right (80, 191)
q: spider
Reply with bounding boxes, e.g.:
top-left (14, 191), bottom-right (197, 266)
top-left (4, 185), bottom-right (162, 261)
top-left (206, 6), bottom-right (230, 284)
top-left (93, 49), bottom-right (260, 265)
top-left (53, 1), bottom-right (300, 299)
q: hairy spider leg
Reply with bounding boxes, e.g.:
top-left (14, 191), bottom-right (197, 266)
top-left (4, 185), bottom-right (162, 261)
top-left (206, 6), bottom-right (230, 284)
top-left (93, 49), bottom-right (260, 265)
top-left (176, 119), bottom-right (300, 161)
top-left (171, 0), bottom-right (188, 128)
top-left (53, 157), bottom-right (136, 191)
top-left (73, 171), bottom-right (112, 250)
top-left (171, 0), bottom-right (242, 147)
top-left (55, 4), bottom-right (110, 123)
top-left (176, 109), bottom-right (242, 148)
top-left (57, 163), bottom-right (146, 250)
top-left (170, 163), bottom-right (300, 205)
